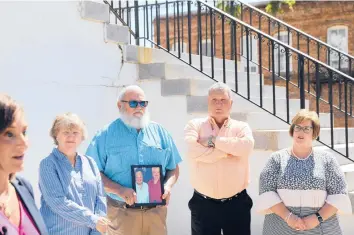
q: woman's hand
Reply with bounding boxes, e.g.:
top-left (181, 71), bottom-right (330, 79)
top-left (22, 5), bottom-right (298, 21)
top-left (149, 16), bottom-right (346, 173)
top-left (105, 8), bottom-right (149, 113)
top-left (287, 214), bottom-right (306, 231)
top-left (96, 217), bottom-right (110, 234)
top-left (302, 214), bottom-right (320, 230)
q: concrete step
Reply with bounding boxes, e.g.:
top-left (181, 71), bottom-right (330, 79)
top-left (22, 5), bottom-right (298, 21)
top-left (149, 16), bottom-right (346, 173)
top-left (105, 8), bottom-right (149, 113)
top-left (104, 24), bottom-right (130, 45)
top-left (253, 128), bottom-right (354, 152)
top-left (138, 63), bottom-right (263, 85)
top-left (231, 112), bottom-right (332, 129)
top-left (341, 164), bottom-right (354, 192)
top-left (79, 1), bottom-right (110, 23)
top-left (161, 78), bottom-right (285, 98)
top-left (349, 191), bottom-right (354, 213)
top-left (187, 95), bottom-right (309, 114)
top-left (126, 45), bottom-right (241, 72)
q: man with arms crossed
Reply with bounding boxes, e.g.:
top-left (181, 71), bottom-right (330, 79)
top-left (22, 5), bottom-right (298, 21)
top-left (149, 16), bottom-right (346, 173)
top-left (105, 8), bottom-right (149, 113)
top-left (184, 82), bottom-right (255, 235)
top-left (86, 85), bottom-right (182, 235)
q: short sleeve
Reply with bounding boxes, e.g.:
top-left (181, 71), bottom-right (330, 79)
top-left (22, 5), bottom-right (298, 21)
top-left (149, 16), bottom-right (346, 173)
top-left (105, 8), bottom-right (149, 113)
top-left (86, 129), bottom-right (107, 172)
top-left (325, 155), bottom-right (352, 215)
top-left (256, 154), bottom-right (282, 214)
top-left (162, 129), bottom-right (182, 170)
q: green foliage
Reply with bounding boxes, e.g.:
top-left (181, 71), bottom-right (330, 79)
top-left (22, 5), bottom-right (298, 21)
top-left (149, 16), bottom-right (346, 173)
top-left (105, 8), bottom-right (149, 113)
top-left (265, 0), bottom-right (296, 15)
top-left (216, 1), bottom-right (242, 17)
top-left (216, 0), bottom-right (296, 16)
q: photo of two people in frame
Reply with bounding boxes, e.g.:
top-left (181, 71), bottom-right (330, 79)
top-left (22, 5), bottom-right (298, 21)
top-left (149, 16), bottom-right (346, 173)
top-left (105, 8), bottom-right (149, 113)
top-left (131, 165), bottom-right (166, 207)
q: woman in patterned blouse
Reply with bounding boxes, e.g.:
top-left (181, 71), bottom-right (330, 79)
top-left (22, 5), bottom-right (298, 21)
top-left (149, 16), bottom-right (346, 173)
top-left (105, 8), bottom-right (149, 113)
top-left (39, 113), bottom-right (110, 235)
top-left (257, 109), bottom-right (352, 235)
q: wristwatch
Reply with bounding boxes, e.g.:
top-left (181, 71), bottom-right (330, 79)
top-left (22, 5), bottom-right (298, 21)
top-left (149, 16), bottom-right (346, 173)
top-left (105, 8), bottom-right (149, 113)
top-left (207, 136), bottom-right (215, 148)
top-left (315, 212), bottom-right (323, 224)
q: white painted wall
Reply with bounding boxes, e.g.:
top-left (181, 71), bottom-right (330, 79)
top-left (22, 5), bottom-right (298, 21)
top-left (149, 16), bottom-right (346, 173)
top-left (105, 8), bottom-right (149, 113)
top-left (0, 0), bottom-right (132, 202)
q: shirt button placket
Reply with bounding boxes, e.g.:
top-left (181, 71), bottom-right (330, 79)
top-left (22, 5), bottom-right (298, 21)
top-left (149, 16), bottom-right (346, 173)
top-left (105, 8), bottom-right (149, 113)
top-left (138, 133), bottom-right (144, 165)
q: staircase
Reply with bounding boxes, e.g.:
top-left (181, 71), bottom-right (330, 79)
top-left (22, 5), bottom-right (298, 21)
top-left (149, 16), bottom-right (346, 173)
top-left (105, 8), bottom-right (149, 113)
top-left (79, 1), bottom-right (354, 234)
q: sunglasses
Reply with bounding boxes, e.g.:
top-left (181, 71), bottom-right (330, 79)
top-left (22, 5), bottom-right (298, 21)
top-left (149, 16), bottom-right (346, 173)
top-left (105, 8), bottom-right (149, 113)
top-left (121, 100), bottom-right (149, 108)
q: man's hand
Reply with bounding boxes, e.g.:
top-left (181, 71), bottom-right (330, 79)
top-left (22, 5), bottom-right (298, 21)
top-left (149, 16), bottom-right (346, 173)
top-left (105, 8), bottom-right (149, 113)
top-left (198, 136), bottom-right (215, 147)
top-left (302, 214), bottom-right (320, 230)
top-left (161, 186), bottom-right (172, 206)
top-left (197, 137), bottom-right (209, 147)
top-left (96, 217), bottom-right (110, 234)
top-left (118, 187), bottom-right (137, 206)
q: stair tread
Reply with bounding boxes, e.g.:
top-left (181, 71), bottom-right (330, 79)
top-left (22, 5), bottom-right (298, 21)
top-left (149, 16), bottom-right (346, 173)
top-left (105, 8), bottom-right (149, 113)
top-left (340, 164), bottom-right (354, 172)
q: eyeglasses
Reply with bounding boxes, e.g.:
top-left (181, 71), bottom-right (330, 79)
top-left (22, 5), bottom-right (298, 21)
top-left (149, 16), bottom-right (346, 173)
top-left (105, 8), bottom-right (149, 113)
top-left (121, 100), bottom-right (148, 108)
top-left (294, 125), bottom-right (313, 133)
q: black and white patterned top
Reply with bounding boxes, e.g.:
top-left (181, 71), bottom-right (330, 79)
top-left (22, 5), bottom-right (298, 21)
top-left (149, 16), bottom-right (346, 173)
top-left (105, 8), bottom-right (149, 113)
top-left (257, 148), bottom-right (352, 235)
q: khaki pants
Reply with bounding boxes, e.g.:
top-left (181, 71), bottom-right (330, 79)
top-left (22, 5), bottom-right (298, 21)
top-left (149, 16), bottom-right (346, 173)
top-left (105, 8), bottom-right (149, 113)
top-left (107, 196), bottom-right (167, 235)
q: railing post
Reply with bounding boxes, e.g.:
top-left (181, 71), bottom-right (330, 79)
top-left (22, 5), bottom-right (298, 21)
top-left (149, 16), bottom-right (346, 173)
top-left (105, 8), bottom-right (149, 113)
top-left (197, 1), bottom-right (203, 71)
top-left (134, 1), bottom-right (139, 45)
top-left (166, 1), bottom-right (170, 51)
top-left (187, 1), bottom-right (192, 64)
top-left (156, 1), bottom-right (160, 46)
top-left (299, 55), bottom-right (306, 109)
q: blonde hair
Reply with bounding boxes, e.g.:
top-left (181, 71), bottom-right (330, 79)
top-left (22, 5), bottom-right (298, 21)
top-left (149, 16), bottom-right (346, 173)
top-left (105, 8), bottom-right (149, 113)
top-left (289, 109), bottom-right (320, 140)
top-left (50, 112), bottom-right (87, 145)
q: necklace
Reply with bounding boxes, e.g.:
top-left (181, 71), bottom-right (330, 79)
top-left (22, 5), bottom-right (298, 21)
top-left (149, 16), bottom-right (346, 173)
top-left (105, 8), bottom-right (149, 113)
top-left (291, 148), bottom-right (313, 160)
top-left (0, 183), bottom-right (12, 218)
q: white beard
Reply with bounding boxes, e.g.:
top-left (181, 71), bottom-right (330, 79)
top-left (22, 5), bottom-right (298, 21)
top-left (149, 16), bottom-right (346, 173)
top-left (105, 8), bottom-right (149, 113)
top-left (120, 107), bottom-right (150, 129)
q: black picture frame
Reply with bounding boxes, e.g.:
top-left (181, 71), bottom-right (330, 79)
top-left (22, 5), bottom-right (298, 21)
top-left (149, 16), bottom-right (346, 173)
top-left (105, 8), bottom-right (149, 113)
top-left (130, 164), bottom-right (166, 207)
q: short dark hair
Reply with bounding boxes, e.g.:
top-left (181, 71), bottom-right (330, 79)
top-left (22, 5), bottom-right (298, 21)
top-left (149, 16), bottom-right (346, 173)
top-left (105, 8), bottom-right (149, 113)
top-left (0, 94), bottom-right (22, 133)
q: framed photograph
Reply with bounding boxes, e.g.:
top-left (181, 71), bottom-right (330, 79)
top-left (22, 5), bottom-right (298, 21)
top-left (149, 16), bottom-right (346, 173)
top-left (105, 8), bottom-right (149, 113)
top-left (131, 165), bottom-right (166, 207)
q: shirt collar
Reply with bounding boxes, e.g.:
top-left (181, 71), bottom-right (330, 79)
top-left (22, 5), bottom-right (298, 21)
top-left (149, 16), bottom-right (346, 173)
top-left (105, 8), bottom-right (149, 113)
top-left (118, 118), bottom-right (147, 134)
top-left (52, 148), bottom-right (81, 167)
top-left (208, 116), bottom-right (231, 129)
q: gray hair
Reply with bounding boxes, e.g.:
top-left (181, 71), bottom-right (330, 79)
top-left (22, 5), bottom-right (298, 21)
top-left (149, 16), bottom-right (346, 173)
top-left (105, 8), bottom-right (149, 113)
top-left (50, 112), bottom-right (88, 145)
top-left (208, 82), bottom-right (232, 99)
top-left (117, 85), bottom-right (145, 102)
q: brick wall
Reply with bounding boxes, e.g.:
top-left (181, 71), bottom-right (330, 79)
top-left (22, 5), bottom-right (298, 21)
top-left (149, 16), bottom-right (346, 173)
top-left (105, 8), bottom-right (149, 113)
top-left (154, 1), bottom-right (354, 127)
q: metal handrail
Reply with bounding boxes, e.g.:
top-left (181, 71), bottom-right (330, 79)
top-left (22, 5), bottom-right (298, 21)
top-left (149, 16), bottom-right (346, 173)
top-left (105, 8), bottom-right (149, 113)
top-left (202, 0), bottom-right (354, 82)
top-left (103, 0), bottom-right (137, 38)
top-left (105, 0), bottom-right (354, 162)
top-left (236, 0), bottom-right (354, 74)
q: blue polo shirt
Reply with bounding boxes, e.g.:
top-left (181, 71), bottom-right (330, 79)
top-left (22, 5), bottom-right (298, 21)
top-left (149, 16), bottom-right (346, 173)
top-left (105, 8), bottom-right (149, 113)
top-left (86, 118), bottom-right (182, 202)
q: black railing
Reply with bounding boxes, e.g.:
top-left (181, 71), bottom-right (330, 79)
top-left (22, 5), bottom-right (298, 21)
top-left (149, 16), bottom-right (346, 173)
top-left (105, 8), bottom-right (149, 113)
top-left (226, 0), bottom-right (354, 77)
top-left (105, 0), bottom-right (354, 162)
top-left (211, 0), bottom-right (354, 118)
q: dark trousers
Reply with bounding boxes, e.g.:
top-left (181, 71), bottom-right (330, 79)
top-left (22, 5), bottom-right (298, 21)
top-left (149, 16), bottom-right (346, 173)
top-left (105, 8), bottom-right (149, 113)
top-left (188, 190), bottom-right (253, 235)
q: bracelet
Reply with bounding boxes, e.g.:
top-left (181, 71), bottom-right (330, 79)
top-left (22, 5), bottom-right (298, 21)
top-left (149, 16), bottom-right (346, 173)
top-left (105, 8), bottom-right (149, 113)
top-left (285, 212), bottom-right (293, 224)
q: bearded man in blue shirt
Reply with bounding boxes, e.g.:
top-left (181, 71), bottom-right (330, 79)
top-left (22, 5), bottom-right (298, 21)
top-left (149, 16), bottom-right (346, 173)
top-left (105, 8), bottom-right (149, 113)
top-left (86, 85), bottom-right (182, 235)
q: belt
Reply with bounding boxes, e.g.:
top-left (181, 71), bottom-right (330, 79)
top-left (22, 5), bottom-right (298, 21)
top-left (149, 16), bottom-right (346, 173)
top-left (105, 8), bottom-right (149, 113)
top-left (107, 196), bottom-right (156, 210)
top-left (194, 189), bottom-right (246, 203)
top-left (126, 205), bottom-right (157, 210)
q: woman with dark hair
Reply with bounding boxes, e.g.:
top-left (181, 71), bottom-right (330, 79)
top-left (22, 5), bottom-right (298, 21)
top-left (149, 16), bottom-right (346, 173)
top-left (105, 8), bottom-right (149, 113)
top-left (0, 94), bottom-right (48, 235)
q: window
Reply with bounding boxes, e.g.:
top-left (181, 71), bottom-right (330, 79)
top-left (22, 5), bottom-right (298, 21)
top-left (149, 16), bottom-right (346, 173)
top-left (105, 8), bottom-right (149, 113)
top-left (241, 35), bottom-right (258, 73)
top-left (327, 26), bottom-right (348, 69)
top-left (200, 40), bottom-right (212, 57)
top-left (171, 42), bottom-right (187, 54)
top-left (273, 31), bottom-right (292, 73)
